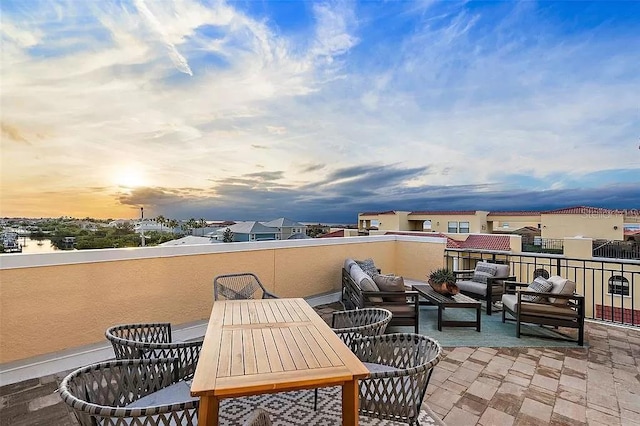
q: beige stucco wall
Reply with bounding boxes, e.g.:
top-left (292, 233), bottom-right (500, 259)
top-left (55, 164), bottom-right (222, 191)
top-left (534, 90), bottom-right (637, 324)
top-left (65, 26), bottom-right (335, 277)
top-left (0, 237), bottom-right (445, 364)
top-left (407, 213), bottom-right (487, 233)
top-left (487, 214), bottom-right (541, 232)
top-left (541, 213), bottom-right (624, 240)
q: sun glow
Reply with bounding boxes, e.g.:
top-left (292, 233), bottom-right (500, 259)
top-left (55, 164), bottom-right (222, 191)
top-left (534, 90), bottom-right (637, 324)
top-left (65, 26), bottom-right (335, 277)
top-left (113, 165), bottom-right (147, 189)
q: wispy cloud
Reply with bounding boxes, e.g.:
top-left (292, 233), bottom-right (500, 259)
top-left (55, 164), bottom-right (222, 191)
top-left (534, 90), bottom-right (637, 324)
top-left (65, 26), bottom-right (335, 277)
top-left (0, 0), bottom-right (638, 220)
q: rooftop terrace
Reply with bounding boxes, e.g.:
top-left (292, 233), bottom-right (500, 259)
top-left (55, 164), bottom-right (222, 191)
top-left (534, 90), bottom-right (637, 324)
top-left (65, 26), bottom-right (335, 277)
top-left (1, 306), bottom-right (639, 426)
top-left (1, 235), bottom-right (639, 425)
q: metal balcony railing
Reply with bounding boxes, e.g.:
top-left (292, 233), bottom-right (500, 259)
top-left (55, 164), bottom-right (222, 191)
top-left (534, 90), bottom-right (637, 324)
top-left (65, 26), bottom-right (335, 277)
top-left (445, 249), bottom-right (640, 327)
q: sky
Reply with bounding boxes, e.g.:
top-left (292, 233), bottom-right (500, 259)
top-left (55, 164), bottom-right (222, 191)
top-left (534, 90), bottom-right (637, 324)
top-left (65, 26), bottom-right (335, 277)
top-left (1, 0), bottom-right (639, 223)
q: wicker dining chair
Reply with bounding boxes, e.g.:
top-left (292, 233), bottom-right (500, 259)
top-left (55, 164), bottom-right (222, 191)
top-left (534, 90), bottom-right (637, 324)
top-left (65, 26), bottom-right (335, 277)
top-left (105, 322), bottom-right (203, 381)
top-left (213, 272), bottom-right (278, 300)
top-left (59, 358), bottom-right (198, 426)
top-left (314, 308), bottom-right (393, 410)
top-left (350, 333), bottom-right (442, 425)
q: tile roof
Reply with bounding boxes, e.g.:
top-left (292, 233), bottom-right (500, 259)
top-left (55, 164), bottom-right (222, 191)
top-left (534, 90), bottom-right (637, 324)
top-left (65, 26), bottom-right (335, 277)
top-left (318, 229), bottom-right (345, 238)
top-left (542, 206), bottom-right (618, 215)
top-left (487, 211), bottom-right (540, 216)
top-left (459, 235), bottom-right (511, 251)
top-left (409, 211), bottom-right (478, 215)
top-left (359, 210), bottom-right (397, 216)
top-left (624, 229), bottom-right (640, 236)
top-left (384, 231), bottom-right (511, 250)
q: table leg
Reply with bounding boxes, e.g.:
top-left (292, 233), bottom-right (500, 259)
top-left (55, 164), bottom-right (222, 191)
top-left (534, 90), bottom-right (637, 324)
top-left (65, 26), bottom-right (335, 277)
top-left (437, 307), bottom-right (443, 331)
top-left (476, 306), bottom-right (481, 332)
top-left (342, 380), bottom-right (359, 425)
top-left (198, 396), bottom-right (220, 426)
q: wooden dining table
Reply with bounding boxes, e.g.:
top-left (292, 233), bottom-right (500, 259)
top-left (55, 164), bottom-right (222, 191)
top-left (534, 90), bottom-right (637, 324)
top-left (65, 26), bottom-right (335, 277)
top-left (190, 298), bottom-right (370, 425)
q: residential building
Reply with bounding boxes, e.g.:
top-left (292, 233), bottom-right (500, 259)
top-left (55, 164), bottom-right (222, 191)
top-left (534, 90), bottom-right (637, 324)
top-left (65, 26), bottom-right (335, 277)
top-left (359, 206), bottom-right (639, 242)
top-left (213, 221), bottom-right (281, 242)
top-left (261, 217), bottom-right (308, 239)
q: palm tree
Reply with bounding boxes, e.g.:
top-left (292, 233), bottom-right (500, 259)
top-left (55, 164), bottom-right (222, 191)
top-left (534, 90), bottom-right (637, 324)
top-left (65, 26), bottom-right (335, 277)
top-left (168, 219), bottom-right (179, 232)
top-left (156, 215), bottom-right (166, 233)
top-left (187, 218), bottom-right (198, 232)
top-left (198, 218), bottom-right (207, 228)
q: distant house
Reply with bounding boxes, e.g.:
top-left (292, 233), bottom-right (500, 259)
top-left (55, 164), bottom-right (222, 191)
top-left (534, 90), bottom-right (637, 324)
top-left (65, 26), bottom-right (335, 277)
top-left (261, 218), bottom-right (307, 240)
top-left (159, 236), bottom-right (220, 246)
top-left (214, 221), bottom-right (281, 242)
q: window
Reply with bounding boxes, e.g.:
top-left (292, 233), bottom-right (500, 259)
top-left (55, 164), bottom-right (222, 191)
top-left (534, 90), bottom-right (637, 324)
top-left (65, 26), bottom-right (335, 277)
top-left (459, 222), bottom-right (470, 233)
top-left (502, 223), bottom-right (509, 229)
top-left (608, 276), bottom-right (629, 296)
top-left (448, 221), bottom-right (458, 233)
top-left (423, 220), bottom-right (432, 230)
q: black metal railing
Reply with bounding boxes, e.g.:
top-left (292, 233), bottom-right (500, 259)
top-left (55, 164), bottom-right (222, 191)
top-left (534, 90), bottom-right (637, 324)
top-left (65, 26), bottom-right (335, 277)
top-left (593, 240), bottom-right (640, 260)
top-left (445, 249), bottom-right (640, 327)
top-left (521, 235), bottom-right (564, 254)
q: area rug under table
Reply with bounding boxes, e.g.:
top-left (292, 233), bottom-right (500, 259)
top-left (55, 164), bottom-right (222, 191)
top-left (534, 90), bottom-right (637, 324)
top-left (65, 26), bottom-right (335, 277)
top-left (219, 386), bottom-right (445, 425)
top-left (406, 304), bottom-right (584, 348)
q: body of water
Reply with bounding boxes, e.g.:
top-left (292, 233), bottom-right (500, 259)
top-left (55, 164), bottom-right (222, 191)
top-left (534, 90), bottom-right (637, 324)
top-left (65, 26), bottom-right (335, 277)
top-left (15, 237), bottom-right (59, 254)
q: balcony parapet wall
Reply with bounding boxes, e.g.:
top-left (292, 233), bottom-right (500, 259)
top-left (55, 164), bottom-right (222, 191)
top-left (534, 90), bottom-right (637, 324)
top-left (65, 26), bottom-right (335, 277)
top-left (0, 235), bottom-right (446, 364)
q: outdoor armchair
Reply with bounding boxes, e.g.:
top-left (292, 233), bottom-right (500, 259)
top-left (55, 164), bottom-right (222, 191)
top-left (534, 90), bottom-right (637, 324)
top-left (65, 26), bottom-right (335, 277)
top-left (59, 358), bottom-right (198, 426)
top-left (105, 322), bottom-right (203, 380)
top-left (454, 261), bottom-right (515, 315)
top-left (350, 333), bottom-right (442, 425)
top-left (214, 272), bottom-right (278, 300)
top-left (502, 277), bottom-right (585, 345)
top-left (244, 408), bottom-right (272, 426)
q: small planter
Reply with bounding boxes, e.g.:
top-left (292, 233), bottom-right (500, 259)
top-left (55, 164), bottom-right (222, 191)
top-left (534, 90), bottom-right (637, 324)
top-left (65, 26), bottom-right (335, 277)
top-left (428, 268), bottom-right (460, 296)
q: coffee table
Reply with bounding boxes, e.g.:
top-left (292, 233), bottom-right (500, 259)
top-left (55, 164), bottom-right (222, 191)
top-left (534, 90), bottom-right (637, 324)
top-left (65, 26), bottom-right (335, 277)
top-left (412, 283), bottom-right (481, 332)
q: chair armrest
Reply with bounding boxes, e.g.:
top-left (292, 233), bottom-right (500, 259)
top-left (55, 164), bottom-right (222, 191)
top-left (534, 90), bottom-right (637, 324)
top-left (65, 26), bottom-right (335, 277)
top-left (503, 280), bottom-right (529, 293)
top-left (362, 291), bottom-right (420, 306)
top-left (487, 275), bottom-right (516, 284)
top-left (453, 269), bottom-right (475, 275)
top-left (515, 291), bottom-right (584, 303)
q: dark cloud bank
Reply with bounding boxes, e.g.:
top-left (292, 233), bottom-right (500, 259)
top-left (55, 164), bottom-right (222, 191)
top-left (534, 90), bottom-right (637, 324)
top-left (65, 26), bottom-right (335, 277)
top-left (117, 165), bottom-right (640, 223)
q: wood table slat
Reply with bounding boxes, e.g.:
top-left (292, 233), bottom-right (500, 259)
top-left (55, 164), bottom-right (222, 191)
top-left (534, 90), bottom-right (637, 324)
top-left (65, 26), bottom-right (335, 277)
top-left (271, 327), bottom-right (296, 371)
top-left (252, 329), bottom-right (271, 374)
top-left (242, 329), bottom-right (257, 375)
top-left (217, 330), bottom-right (233, 378)
top-left (262, 328), bottom-right (284, 372)
top-left (290, 326), bottom-right (320, 369)
top-left (230, 330), bottom-right (245, 376)
top-left (306, 326), bottom-right (343, 367)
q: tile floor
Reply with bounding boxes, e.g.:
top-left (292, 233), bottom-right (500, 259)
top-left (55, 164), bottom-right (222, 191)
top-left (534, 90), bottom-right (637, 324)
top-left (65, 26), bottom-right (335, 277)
top-left (1, 304), bottom-right (639, 426)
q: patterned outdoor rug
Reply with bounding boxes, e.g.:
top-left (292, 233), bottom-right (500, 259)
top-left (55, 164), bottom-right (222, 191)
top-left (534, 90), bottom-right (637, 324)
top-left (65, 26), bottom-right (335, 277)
top-left (219, 386), bottom-right (445, 425)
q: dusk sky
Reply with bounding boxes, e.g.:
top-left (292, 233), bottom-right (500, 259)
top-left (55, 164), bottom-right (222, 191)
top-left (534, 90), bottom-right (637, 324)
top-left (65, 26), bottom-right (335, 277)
top-left (1, 1), bottom-right (639, 223)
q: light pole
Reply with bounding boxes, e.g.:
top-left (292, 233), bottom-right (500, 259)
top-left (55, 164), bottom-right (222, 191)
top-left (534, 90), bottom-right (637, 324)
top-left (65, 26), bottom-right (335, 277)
top-left (140, 207), bottom-right (145, 247)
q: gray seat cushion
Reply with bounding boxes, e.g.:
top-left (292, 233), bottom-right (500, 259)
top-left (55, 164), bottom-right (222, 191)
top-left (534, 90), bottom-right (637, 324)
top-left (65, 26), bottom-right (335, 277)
top-left (127, 381), bottom-right (196, 408)
top-left (456, 279), bottom-right (487, 296)
top-left (502, 294), bottom-right (579, 319)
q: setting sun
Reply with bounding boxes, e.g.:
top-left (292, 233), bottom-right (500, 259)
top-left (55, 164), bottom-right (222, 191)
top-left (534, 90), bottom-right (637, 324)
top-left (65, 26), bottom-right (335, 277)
top-left (113, 165), bottom-right (147, 189)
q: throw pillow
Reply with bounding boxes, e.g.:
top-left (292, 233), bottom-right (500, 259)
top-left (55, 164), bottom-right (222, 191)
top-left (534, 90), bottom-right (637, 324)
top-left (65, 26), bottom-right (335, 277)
top-left (373, 274), bottom-right (406, 303)
top-left (356, 258), bottom-right (379, 277)
top-left (343, 258), bottom-right (357, 273)
top-left (522, 277), bottom-right (553, 302)
top-left (547, 276), bottom-right (577, 305)
top-left (350, 265), bottom-right (382, 303)
top-left (373, 274), bottom-right (405, 292)
top-left (471, 263), bottom-right (498, 285)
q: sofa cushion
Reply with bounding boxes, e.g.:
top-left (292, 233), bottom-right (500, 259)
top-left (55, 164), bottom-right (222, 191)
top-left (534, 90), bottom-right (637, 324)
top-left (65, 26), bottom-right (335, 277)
top-left (502, 294), bottom-right (579, 319)
top-left (456, 279), bottom-right (488, 296)
top-left (373, 274), bottom-right (406, 302)
top-left (494, 264), bottom-right (510, 279)
top-left (522, 277), bottom-right (553, 302)
top-left (356, 258), bottom-right (379, 277)
top-left (547, 276), bottom-right (576, 305)
top-left (350, 264), bottom-right (383, 303)
top-left (344, 258), bottom-right (357, 273)
top-left (472, 262), bottom-right (498, 284)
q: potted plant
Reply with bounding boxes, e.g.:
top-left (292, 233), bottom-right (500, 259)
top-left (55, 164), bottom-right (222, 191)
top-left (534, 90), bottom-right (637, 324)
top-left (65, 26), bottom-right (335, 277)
top-left (428, 268), bottom-right (459, 296)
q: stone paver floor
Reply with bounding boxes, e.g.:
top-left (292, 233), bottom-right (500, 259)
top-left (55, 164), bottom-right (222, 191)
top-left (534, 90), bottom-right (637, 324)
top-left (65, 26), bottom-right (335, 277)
top-left (2, 304), bottom-right (639, 425)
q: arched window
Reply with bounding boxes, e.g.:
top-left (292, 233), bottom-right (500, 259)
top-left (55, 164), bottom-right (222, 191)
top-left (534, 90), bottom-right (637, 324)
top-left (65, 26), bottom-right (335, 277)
top-left (423, 220), bottom-right (432, 230)
top-left (608, 276), bottom-right (629, 296)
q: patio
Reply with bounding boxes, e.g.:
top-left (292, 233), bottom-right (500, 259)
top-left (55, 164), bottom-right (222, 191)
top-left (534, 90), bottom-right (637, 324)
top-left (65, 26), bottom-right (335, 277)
top-left (2, 303), bottom-right (639, 426)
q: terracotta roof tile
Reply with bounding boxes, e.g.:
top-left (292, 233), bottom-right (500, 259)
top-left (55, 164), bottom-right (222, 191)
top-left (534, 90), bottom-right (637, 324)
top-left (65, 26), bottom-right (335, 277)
top-left (409, 210), bottom-right (477, 215)
top-left (542, 206), bottom-right (618, 215)
top-left (458, 235), bottom-right (511, 251)
top-left (487, 211), bottom-right (540, 216)
top-left (318, 229), bottom-right (345, 238)
top-left (359, 210), bottom-right (397, 216)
